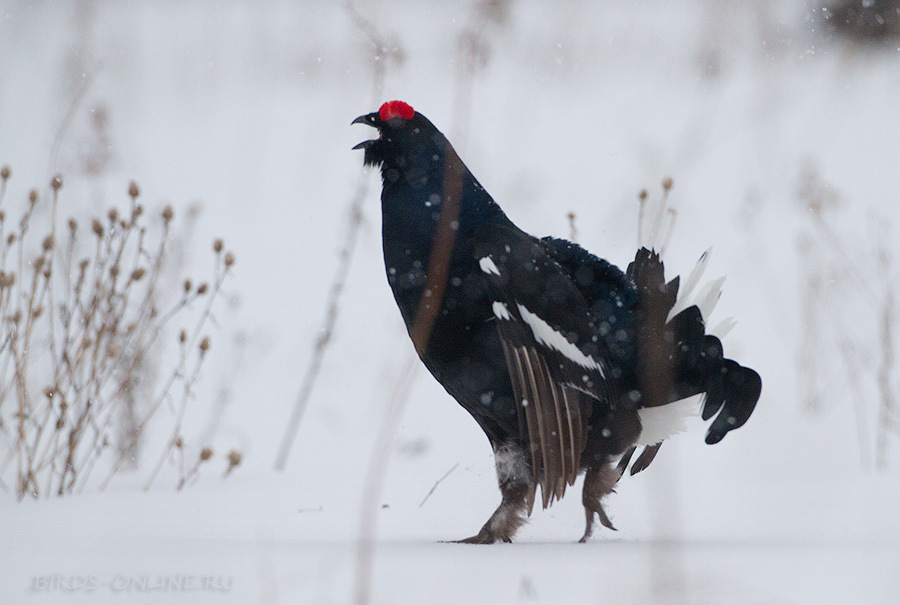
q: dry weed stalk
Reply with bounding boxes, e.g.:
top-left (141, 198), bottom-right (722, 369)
top-left (0, 167), bottom-right (236, 499)
top-left (274, 1), bottom-right (406, 472)
top-left (794, 163), bottom-right (898, 469)
top-left (350, 5), bottom-right (508, 604)
top-left (637, 179), bottom-right (678, 254)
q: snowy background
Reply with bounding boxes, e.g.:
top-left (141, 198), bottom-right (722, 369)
top-left (1, 0), bottom-right (899, 603)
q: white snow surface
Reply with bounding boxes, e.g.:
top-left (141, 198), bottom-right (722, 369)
top-left (2, 1), bottom-right (900, 604)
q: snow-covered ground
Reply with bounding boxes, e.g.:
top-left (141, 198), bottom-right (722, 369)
top-left (1, 1), bottom-right (899, 603)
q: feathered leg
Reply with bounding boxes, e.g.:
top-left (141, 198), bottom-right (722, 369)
top-left (579, 461), bottom-right (621, 543)
top-left (456, 444), bottom-right (533, 544)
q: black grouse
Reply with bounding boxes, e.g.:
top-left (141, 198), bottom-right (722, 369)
top-left (352, 100), bottom-right (761, 543)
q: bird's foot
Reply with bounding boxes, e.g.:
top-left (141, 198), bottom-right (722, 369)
top-left (579, 463), bottom-right (620, 543)
top-left (578, 502), bottom-right (617, 543)
top-left (449, 529), bottom-right (507, 545)
top-left (447, 496), bottom-right (526, 544)
top-left (448, 518), bottom-right (519, 544)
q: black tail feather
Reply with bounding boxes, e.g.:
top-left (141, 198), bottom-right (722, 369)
top-left (630, 443), bottom-right (662, 475)
top-left (628, 247), bottom-right (761, 448)
top-left (704, 361), bottom-right (761, 444)
top-left (701, 367), bottom-right (726, 421)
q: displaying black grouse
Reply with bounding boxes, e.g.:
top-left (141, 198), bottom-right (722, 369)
top-left (353, 100), bottom-right (761, 543)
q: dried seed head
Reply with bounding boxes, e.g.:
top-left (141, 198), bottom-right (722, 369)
top-left (79, 259), bottom-right (89, 272)
top-left (162, 205), bottom-right (174, 223)
top-left (227, 450), bottom-right (242, 468)
top-left (134, 204), bottom-right (144, 217)
top-left (199, 336), bottom-right (211, 353)
top-left (0, 165), bottom-right (9, 180)
top-left (196, 282), bottom-right (209, 295)
top-left (213, 239), bottom-right (223, 253)
top-left (68, 218), bottom-right (77, 232)
top-left (0, 271), bottom-right (14, 288)
top-left (200, 447), bottom-right (214, 461)
top-left (639, 189), bottom-right (648, 202)
top-left (108, 208), bottom-right (119, 223)
top-left (42, 235), bottom-right (54, 252)
top-left (0, 211), bottom-right (5, 222)
top-left (183, 279), bottom-right (192, 292)
top-left (92, 219), bottom-right (104, 237)
top-left (29, 189), bottom-right (38, 204)
top-left (128, 181), bottom-right (140, 199)
top-left (662, 176), bottom-right (673, 191)
top-left (130, 268), bottom-right (146, 281)
top-left (33, 305), bottom-right (44, 319)
top-left (224, 252), bottom-right (235, 268)
top-left (34, 257), bottom-right (45, 271)
top-left (11, 310), bottom-right (21, 323)
top-left (174, 436), bottom-right (184, 448)
top-left (7, 233), bottom-right (15, 245)
top-left (109, 264), bottom-right (119, 278)
top-left (44, 386), bottom-right (55, 399)
top-left (56, 417), bottom-right (65, 430)
top-left (51, 174), bottom-right (63, 191)
top-left (179, 329), bottom-right (187, 343)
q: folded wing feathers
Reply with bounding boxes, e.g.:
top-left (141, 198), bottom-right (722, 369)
top-left (499, 335), bottom-right (584, 512)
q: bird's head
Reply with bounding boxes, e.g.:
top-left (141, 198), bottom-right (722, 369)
top-left (352, 100), bottom-right (443, 172)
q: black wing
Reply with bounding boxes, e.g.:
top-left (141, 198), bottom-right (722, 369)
top-left (474, 225), bottom-right (616, 510)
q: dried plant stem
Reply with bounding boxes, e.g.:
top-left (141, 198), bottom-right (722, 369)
top-left (811, 212), bottom-right (877, 306)
top-left (0, 171), bottom-right (234, 497)
top-left (837, 339), bottom-right (872, 468)
top-left (48, 64), bottom-right (100, 177)
top-left (659, 208), bottom-right (678, 257)
top-left (647, 178), bottom-right (673, 250)
top-left (273, 172), bottom-right (366, 471)
top-left (143, 348), bottom-right (207, 491)
top-left (101, 257), bottom-right (228, 491)
top-left (353, 6), bottom-right (486, 603)
top-left (353, 354), bottom-right (418, 605)
top-left (637, 189), bottom-right (647, 248)
top-left (419, 462), bottom-right (459, 508)
top-left (274, 1), bottom-right (394, 471)
top-left (876, 289), bottom-right (895, 470)
top-left (567, 212), bottom-right (578, 243)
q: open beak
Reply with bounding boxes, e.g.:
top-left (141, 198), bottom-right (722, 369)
top-left (351, 113), bottom-right (378, 126)
top-left (352, 112), bottom-right (380, 150)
